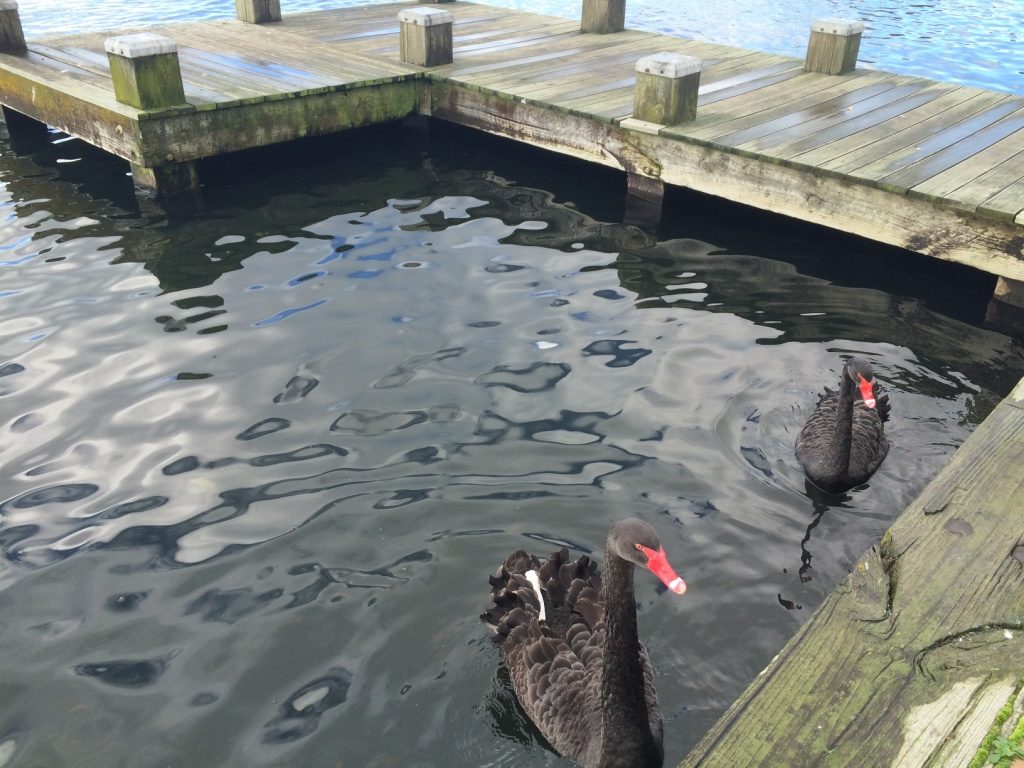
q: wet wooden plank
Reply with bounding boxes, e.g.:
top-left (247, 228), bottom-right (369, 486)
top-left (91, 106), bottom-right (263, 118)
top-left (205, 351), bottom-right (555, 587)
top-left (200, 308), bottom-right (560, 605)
top-left (786, 85), bottom-right (982, 169)
top-left (851, 98), bottom-right (1023, 186)
top-left (908, 127), bottom-right (1024, 213)
top-left (877, 106), bottom-right (1024, 193)
top-left (817, 90), bottom-right (1011, 175)
top-left (675, 71), bottom-right (894, 143)
top-left (978, 178), bottom-right (1024, 222)
top-left (729, 77), bottom-right (925, 152)
top-left (766, 83), bottom-right (956, 161)
top-left (678, 377), bottom-right (1024, 768)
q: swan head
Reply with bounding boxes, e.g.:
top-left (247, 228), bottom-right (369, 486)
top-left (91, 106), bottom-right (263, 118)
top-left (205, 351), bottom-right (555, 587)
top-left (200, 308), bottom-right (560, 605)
top-left (844, 357), bottom-right (879, 408)
top-left (608, 518), bottom-right (687, 595)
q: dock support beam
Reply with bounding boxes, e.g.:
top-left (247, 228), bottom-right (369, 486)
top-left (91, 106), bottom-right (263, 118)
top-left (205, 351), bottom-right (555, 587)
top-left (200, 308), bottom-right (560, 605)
top-left (633, 52), bottom-right (702, 125)
top-left (624, 173), bottom-right (663, 230)
top-left (105, 34), bottom-right (199, 200)
top-left (398, 8), bottom-right (453, 68)
top-left (805, 19), bottom-right (864, 75)
top-left (581, 0), bottom-right (624, 34)
top-left (987, 277), bottom-right (1024, 330)
top-left (235, 0), bottom-right (281, 24)
top-left (0, 0), bottom-right (25, 54)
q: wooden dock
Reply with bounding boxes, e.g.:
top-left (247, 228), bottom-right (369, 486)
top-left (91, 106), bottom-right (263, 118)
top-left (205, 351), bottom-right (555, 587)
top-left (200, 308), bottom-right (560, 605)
top-left (1, 2), bottom-right (1024, 765)
top-left (2, 0), bottom-right (1024, 307)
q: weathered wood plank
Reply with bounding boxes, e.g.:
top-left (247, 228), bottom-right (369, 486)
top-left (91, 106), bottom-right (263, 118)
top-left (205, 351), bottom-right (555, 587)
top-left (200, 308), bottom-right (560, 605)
top-left (908, 130), bottom-right (1024, 213)
top-left (726, 77), bottom-right (923, 151)
top-left (878, 107), bottom-right (1024, 194)
top-left (786, 85), bottom-right (981, 168)
top-left (817, 90), bottom-right (1011, 175)
top-left (849, 97), bottom-right (1022, 184)
top-left (979, 178), bottom-right (1024, 222)
top-left (674, 71), bottom-right (889, 142)
top-left (765, 83), bottom-right (955, 161)
top-left (0, 51), bottom-right (144, 161)
top-left (137, 79), bottom-right (418, 166)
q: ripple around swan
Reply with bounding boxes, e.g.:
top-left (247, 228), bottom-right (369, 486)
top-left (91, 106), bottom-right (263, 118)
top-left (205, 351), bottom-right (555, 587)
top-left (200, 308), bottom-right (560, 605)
top-left (0, 123), bottom-right (1023, 768)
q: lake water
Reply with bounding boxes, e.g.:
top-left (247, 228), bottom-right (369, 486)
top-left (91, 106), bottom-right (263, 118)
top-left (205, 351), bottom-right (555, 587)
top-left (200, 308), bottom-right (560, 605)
top-left (2, 3), bottom-right (1024, 768)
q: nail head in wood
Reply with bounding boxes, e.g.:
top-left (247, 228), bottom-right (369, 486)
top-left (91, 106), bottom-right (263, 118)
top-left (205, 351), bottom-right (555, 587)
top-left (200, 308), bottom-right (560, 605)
top-left (805, 18), bottom-right (864, 75)
top-left (105, 33), bottom-right (186, 111)
top-left (235, 0), bottom-right (281, 24)
top-left (633, 52), bottom-right (702, 125)
top-left (581, 0), bottom-right (625, 34)
top-left (0, 0), bottom-right (26, 54)
top-left (398, 8), bottom-right (454, 67)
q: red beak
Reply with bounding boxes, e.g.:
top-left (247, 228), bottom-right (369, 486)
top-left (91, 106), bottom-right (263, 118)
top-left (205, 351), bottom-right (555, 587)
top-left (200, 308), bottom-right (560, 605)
top-left (857, 374), bottom-right (877, 408)
top-left (637, 544), bottom-right (686, 595)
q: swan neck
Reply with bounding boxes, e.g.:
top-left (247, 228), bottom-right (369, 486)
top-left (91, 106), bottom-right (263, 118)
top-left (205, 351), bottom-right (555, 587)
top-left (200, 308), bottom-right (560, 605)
top-left (600, 546), bottom-right (658, 762)
top-left (828, 370), bottom-right (856, 469)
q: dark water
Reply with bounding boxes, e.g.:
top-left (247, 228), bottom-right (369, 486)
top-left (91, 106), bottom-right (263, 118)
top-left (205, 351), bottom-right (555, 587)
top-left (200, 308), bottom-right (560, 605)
top-left (1, 120), bottom-right (1023, 767)
top-left (17, 0), bottom-right (1024, 94)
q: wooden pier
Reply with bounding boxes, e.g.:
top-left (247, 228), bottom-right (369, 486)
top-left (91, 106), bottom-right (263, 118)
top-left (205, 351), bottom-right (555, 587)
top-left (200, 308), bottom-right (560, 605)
top-left (1, 3), bottom-right (1024, 764)
top-left (2, 0), bottom-right (1024, 308)
top-left (1, 1), bottom-right (1024, 308)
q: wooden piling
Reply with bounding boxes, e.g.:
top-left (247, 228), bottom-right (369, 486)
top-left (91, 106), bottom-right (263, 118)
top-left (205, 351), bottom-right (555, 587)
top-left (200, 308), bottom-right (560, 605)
top-left (632, 52), bottom-right (701, 125)
top-left (0, 0), bottom-right (26, 54)
top-left (104, 34), bottom-right (197, 199)
top-left (398, 8), bottom-right (453, 68)
top-left (235, 0), bottom-right (281, 25)
top-left (105, 33), bottom-right (186, 110)
top-left (581, 0), bottom-right (625, 34)
top-left (805, 18), bottom-right (864, 75)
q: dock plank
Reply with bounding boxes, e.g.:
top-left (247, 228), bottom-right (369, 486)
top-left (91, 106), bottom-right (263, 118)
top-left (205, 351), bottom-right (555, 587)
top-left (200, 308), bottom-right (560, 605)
top-left (848, 98), bottom-right (1023, 185)
top-left (765, 83), bottom-right (956, 161)
top-left (908, 128), bottom-right (1024, 213)
top-left (785, 85), bottom-right (982, 169)
top-left (878, 107), bottom-right (1024, 194)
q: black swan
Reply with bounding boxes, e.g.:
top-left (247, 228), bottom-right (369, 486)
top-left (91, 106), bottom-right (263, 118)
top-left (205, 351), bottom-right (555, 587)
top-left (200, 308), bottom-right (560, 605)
top-left (795, 356), bottom-right (890, 493)
top-left (482, 518), bottom-right (686, 768)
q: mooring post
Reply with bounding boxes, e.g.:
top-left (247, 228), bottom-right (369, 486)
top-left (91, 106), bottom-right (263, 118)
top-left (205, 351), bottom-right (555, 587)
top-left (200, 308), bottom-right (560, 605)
top-left (632, 52), bottom-right (702, 125)
top-left (105, 33), bottom-right (186, 111)
top-left (105, 34), bottom-right (199, 200)
top-left (235, 0), bottom-right (281, 24)
top-left (805, 18), bottom-right (864, 75)
top-left (398, 7), bottom-right (453, 68)
top-left (0, 0), bottom-right (26, 53)
top-left (581, 0), bottom-right (624, 34)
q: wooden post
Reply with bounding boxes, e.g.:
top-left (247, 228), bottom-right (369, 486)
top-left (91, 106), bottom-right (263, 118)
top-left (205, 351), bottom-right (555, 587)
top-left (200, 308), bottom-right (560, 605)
top-left (398, 8), bottom-right (453, 68)
top-left (235, 0), bottom-right (281, 24)
top-left (624, 173), bottom-right (663, 229)
top-left (104, 35), bottom-right (197, 200)
top-left (104, 33), bottom-right (186, 111)
top-left (581, 0), bottom-right (624, 34)
top-left (805, 18), bottom-right (864, 75)
top-left (0, 0), bottom-right (26, 53)
top-left (632, 52), bottom-right (701, 126)
top-left (987, 277), bottom-right (1024, 330)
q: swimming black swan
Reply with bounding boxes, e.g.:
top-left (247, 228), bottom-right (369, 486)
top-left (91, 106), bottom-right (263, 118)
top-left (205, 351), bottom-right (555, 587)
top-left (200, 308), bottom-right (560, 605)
top-left (795, 356), bottom-right (890, 493)
top-left (482, 518), bottom-right (686, 768)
